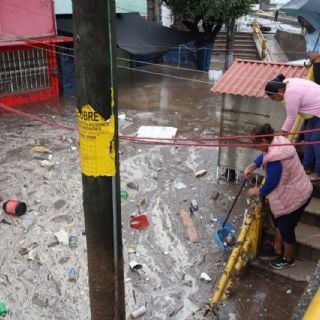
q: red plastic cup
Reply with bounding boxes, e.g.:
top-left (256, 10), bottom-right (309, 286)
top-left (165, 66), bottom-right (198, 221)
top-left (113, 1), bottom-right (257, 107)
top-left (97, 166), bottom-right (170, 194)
top-left (2, 200), bottom-right (27, 216)
top-left (130, 214), bottom-right (149, 229)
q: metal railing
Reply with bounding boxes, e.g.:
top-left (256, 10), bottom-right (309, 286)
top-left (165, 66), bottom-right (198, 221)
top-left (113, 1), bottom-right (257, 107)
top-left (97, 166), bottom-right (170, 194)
top-left (252, 19), bottom-right (272, 61)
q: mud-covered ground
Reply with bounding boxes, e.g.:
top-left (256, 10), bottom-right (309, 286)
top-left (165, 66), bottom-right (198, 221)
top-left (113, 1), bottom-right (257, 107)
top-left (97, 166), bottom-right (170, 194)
top-left (0, 63), bottom-right (305, 319)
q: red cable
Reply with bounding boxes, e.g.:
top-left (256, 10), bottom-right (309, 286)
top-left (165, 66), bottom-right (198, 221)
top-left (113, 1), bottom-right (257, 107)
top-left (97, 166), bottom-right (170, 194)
top-left (1, 102), bottom-right (320, 148)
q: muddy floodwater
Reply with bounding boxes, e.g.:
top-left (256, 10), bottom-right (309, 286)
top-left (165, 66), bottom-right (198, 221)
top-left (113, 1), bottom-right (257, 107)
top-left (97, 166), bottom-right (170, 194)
top-left (0, 63), bottom-right (306, 319)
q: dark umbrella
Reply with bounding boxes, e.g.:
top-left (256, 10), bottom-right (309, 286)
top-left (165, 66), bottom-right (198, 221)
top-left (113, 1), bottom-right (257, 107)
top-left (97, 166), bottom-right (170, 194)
top-left (281, 0), bottom-right (320, 30)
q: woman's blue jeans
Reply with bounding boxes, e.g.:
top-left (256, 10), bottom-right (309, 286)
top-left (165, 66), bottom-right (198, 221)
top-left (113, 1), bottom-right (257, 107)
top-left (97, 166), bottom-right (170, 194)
top-left (303, 116), bottom-right (320, 174)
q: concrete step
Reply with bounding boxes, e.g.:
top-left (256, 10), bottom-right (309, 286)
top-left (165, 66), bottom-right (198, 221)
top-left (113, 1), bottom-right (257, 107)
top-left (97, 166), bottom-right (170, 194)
top-left (301, 197), bottom-right (320, 227)
top-left (251, 258), bottom-right (317, 283)
top-left (214, 44), bottom-right (257, 50)
top-left (213, 51), bottom-right (259, 59)
top-left (263, 222), bottom-right (320, 263)
top-left (295, 223), bottom-right (320, 262)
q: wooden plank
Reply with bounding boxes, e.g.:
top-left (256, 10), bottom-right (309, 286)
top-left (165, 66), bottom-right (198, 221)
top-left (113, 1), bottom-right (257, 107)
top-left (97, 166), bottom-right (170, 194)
top-left (179, 209), bottom-right (199, 243)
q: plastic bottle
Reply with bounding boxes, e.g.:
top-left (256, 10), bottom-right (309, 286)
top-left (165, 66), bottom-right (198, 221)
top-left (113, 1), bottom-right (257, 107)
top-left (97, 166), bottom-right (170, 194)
top-left (120, 191), bottom-right (128, 200)
top-left (68, 267), bottom-right (78, 282)
top-left (190, 199), bottom-right (198, 211)
top-left (131, 306), bottom-right (147, 318)
top-left (0, 302), bottom-right (7, 316)
top-left (69, 235), bottom-right (78, 248)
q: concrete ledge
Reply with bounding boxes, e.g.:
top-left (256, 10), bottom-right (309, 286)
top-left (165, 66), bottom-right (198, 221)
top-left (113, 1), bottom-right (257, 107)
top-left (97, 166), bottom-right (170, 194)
top-left (251, 258), bottom-right (317, 283)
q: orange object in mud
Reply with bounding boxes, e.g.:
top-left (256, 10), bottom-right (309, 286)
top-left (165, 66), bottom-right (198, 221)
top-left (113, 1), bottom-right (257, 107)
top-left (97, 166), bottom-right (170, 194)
top-left (130, 214), bottom-right (149, 229)
top-left (2, 200), bottom-right (27, 216)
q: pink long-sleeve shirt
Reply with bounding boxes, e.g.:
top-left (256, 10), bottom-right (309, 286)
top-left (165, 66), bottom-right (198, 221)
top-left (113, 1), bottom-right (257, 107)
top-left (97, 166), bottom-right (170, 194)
top-left (282, 78), bottom-right (320, 132)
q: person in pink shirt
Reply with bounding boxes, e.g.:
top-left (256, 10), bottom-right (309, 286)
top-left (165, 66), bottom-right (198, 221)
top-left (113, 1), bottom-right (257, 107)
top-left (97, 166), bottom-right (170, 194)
top-left (265, 74), bottom-right (320, 179)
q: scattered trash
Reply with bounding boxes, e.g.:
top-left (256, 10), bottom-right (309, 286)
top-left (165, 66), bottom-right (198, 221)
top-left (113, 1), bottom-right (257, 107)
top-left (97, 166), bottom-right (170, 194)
top-left (214, 227), bottom-right (236, 252)
top-left (286, 289), bottom-right (292, 294)
top-left (208, 69), bottom-right (223, 81)
top-left (131, 305), bottom-right (147, 318)
top-left (120, 191), bottom-right (128, 200)
top-left (68, 267), bottom-right (78, 282)
top-left (130, 215), bottom-right (149, 229)
top-left (195, 169), bottom-right (207, 177)
top-left (19, 268), bottom-right (36, 282)
top-left (127, 247), bottom-right (136, 254)
top-left (47, 241), bottom-right (60, 248)
top-left (54, 230), bottom-right (69, 246)
top-left (137, 126), bottom-right (177, 142)
top-left (28, 249), bottom-right (38, 261)
top-left (174, 164), bottom-right (193, 174)
top-left (190, 200), bottom-right (198, 211)
top-left (223, 233), bottom-right (236, 248)
top-left (69, 235), bottom-right (78, 249)
top-left (118, 113), bottom-right (126, 120)
top-left (0, 301), bottom-right (7, 317)
top-left (18, 247), bottom-right (29, 255)
top-left (2, 199), bottom-right (27, 216)
top-left (200, 272), bottom-right (212, 282)
top-left (174, 182), bottom-right (187, 190)
top-left (31, 146), bottom-right (51, 153)
top-left (0, 218), bottom-right (11, 225)
top-left (127, 182), bottom-right (139, 191)
top-left (129, 261), bottom-right (143, 271)
top-left (21, 213), bottom-right (35, 231)
top-left (40, 160), bottom-right (55, 169)
top-left (0, 274), bottom-right (10, 286)
top-left (211, 191), bottom-right (220, 200)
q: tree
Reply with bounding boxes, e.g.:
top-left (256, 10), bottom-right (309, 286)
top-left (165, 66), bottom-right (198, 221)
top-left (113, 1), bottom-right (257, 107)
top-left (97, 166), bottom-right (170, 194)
top-left (162, 0), bottom-right (253, 70)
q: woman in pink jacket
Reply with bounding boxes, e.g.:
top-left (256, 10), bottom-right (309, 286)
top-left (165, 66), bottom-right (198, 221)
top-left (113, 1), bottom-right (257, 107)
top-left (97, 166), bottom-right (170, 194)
top-left (265, 74), bottom-right (320, 179)
top-left (244, 124), bottom-right (312, 269)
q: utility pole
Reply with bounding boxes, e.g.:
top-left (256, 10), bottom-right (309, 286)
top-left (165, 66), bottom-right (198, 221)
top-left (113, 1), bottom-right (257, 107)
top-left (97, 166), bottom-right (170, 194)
top-left (72, 1), bottom-right (125, 319)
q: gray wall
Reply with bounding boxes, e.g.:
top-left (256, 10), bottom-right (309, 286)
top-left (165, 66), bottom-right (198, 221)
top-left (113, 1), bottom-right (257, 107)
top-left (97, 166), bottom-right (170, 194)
top-left (275, 30), bottom-right (306, 61)
top-left (218, 94), bottom-right (286, 172)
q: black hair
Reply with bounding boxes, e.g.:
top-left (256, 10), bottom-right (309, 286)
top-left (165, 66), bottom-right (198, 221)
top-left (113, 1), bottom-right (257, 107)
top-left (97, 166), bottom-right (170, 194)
top-left (265, 74), bottom-right (286, 96)
top-left (251, 123), bottom-right (274, 143)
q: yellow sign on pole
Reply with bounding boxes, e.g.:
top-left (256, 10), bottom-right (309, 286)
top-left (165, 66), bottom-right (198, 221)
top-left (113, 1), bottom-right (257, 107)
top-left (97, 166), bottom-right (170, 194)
top-left (77, 104), bottom-right (116, 177)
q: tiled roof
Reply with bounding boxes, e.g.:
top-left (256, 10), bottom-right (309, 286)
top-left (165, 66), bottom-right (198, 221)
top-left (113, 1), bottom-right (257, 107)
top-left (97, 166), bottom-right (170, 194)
top-left (211, 59), bottom-right (308, 98)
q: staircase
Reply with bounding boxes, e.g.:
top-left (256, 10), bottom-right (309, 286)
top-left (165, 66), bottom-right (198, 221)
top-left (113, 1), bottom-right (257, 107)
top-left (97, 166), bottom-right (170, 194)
top-left (254, 189), bottom-right (320, 283)
top-left (213, 31), bottom-right (259, 61)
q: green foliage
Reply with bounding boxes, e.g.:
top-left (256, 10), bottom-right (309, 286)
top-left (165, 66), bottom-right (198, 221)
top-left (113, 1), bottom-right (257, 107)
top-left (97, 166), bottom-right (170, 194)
top-left (163, 0), bottom-right (253, 24)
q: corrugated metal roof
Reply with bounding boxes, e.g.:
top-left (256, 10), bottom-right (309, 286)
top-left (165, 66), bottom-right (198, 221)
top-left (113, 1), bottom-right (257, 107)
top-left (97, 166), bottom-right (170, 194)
top-left (211, 59), bottom-right (308, 98)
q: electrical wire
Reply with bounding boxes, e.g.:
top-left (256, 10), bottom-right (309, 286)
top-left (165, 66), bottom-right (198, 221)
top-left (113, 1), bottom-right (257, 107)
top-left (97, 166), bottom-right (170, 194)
top-left (1, 101), bottom-right (320, 149)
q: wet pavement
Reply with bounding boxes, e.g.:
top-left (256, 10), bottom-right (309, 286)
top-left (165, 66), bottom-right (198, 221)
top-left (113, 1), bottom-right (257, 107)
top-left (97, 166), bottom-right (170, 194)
top-left (0, 62), bottom-right (309, 319)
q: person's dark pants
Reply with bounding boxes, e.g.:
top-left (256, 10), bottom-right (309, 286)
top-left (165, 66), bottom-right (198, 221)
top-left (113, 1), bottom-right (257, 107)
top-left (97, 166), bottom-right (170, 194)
top-left (274, 197), bottom-right (311, 244)
top-left (303, 116), bottom-right (320, 174)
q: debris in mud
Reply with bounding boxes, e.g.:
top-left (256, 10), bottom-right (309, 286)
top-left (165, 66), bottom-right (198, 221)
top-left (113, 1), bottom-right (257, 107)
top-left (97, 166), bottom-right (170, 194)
top-left (195, 169), bottom-right (208, 177)
top-left (31, 146), bottom-right (51, 153)
top-left (3, 199), bottom-right (27, 216)
top-left (131, 305), bottom-right (147, 318)
top-left (211, 191), bottom-right (220, 200)
top-left (129, 261), bottom-right (143, 271)
top-left (54, 229), bottom-right (69, 245)
top-left (40, 159), bottom-right (55, 169)
top-left (130, 214), bottom-right (149, 229)
top-left (174, 182), bottom-right (187, 190)
top-left (127, 181), bottom-right (139, 191)
top-left (200, 272), bottom-right (212, 282)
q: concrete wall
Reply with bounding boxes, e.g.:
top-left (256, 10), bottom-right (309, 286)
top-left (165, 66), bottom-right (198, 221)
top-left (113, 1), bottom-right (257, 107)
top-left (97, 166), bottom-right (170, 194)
top-left (0, 0), bottom-right (55, 39)
top-left (53, 0), bottom-right (147, 15)
top-left (275, 30), bottom-right (306, 61)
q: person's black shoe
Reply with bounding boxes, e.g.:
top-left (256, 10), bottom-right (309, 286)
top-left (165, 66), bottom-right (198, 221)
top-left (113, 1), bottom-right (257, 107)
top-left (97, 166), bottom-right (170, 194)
top-left (270, 256), bottom-right (295, 270)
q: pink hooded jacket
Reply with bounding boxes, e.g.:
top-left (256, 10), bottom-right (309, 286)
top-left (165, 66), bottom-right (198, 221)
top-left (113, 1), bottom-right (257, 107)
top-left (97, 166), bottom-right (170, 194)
top-left (262, 135), bottom-right (313, 218)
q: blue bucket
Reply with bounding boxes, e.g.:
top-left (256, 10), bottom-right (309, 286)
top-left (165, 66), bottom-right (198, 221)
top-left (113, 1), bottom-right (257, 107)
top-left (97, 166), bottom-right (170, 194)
top-left (214, 226), bottom-right (236, 252)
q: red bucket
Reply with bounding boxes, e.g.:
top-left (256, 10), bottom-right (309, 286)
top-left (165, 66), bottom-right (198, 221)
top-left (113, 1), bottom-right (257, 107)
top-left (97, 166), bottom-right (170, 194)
top-left (2, 200), bottom-right (27, 216)
top-left (130, 214), bottom-right (149, 229)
